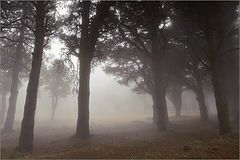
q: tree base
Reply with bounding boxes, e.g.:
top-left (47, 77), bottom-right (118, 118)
top-left (16, 144), bottom-right (33, 152)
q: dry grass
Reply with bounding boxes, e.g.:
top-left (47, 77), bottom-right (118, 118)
top-left (1, 116), bottom-right (239, 159)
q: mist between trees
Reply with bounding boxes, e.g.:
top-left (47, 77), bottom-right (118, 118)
top-left (0, 0), bottom-right (239, 153)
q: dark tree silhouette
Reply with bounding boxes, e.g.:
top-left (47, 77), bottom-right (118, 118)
top-left (1, 2), bottom-right (32, 131)
top-left (18, 1), bottom-right (57, 151)
top-left (175, 1), bottom-right (239, 134)
top-left (1, 3), bottom-right (27, 132)
top-left (112, 1), bottom-right (174, 130)
top-left (61, 1), bottom-right (112, 138)
top-left (166, 77), bottom-right (183, 117)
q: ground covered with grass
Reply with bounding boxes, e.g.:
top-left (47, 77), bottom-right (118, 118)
top-left (1, 116), bottom-right (239, 159)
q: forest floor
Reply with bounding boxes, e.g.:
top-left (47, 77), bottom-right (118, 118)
top-left (1, 115), bottom-right (239, 159)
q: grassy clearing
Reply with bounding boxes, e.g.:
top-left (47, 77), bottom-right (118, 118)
top-left (1, 116), bottom-right (239, 159)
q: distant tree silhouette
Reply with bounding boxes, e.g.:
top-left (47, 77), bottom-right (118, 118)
top-left (41, 60), bottom-right (72, 120)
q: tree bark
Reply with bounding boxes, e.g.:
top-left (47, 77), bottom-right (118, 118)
top-left (211, 66), bottom-right (231, 134)
top-left (75, 55), bottom-right (91, 138)
top-left (3, 28), bottom-right (24, 132)
top-left (18, 2), bottom-right (45, 151)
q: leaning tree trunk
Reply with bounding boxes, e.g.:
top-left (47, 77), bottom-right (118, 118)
top-left (3, 28), bottom-right (24, 132)
top-left (18, 2), bottom-right (45, 151)
top-left (0, 91), bottom-right (7, 127)
top-left (195, 78), bottom-right (208, 121)
top-left (151, 59), bottom-right (168, 131)
top-left (211, 65), bottom-right (231, 134)
top-left (75, 54), bottom-right (91, 138)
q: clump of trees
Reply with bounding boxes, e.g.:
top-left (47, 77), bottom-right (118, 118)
top-left (0, 0), bottom-right (238, 152)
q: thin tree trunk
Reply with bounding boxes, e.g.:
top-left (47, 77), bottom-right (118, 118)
top-left (0, 93), bottom-right (2, 127)
top-left (163, 86), bottom-right (169, 123)
top-left (75, 55), bottom-right (91, 138)
top-left (0, 91), bottom-right (7, 128)
top-left (212, 67), bottom-right (231, 134)
top-left (18, 2), bottom-right (45, 151)
top-left (50, 96), bottom-right (58, 120)
top-left (3, 28), bottom-right (24, 132)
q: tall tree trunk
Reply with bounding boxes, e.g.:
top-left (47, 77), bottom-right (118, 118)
top-left (75, 55), bottom-right (91, 138)
top-left (3, 28), bottom-right (24, 132)
top-left (151, 59), bottom-right (168, 131)
top-left (74, 1), bottom-right (111, 138)
top-left (195, 78), bottom-right (208, 120)
top-left (0, 91), bottom-right (7, 128)
top-left (211, 66), bottom-right (231, 134)
top-left (18, 2), bottom-right (45, 151)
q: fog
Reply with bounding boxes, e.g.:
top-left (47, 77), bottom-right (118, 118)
top-left (10, 65), bottom-right (217, 128)
top-left (1, 1), bottom-right (238, 159)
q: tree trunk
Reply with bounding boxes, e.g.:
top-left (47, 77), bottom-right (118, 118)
top-left (196, 91), bottom-right (208, 120)
top-left (18, 2), bottom-right (45, 152)
top-left (173, 84), bottom-right (182, 117)
top-left (50, 95), bottom-right (58, 120)
top-left (151, 59), bottom-right (168, 131)
top-left (195, 78), bottom-right (208, 121)
top-left (75, 55), bottom-right (91, 138)
top-left (0, 93), bottom-right (2, 127)
top-left (3, 28), bottom-right (24, 132)
top-left (152, 103), bottom-right (157, 124)
top-left (175, 103), bottom-right (181, 117)
top-left (0, 91), bottom-right (7, 128)
top-left (211, 67), bottom-right (231, 134)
